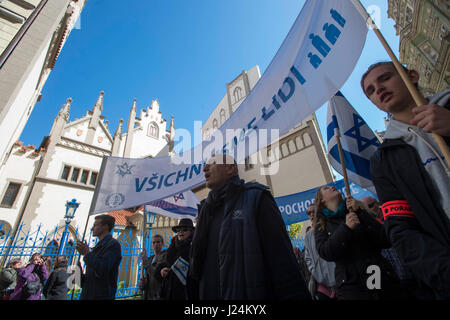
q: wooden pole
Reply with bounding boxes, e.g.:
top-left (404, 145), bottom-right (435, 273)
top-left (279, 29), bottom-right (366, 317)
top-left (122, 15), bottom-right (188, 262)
top-left (70, 214), bottom-right (91, 300)
top-left (352, 0), bottom-right (450, 166)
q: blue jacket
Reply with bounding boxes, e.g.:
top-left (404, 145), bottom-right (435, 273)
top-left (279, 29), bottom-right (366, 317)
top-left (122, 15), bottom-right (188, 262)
top-left (80, 234), bottom-right (122, 300)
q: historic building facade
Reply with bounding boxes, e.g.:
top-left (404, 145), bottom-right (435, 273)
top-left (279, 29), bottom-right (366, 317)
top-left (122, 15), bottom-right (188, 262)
top-left (387, 0), bottom-right (449, 96)
top-left (0, 92), bottom-right (178, 242)
top-left (0, 0), bottom-right (86, 175)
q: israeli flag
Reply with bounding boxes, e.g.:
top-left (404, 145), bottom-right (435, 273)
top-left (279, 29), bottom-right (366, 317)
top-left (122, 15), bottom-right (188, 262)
top-left (171, 256), bottom-right (190, 286)
top-left (144, 190), bottom-right (200, 221)
top-left (327, 91), bottom-right (380, 194)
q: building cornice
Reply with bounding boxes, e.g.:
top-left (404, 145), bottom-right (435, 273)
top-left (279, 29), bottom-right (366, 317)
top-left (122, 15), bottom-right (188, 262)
top-left (34, 175), bottom-right (96, 191)
top-left (58, 137), bottom-right (112, 157)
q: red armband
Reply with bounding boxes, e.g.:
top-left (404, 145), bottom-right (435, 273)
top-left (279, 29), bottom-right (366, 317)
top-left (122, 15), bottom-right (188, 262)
top-left (381, 200), bottom-right (415, 219)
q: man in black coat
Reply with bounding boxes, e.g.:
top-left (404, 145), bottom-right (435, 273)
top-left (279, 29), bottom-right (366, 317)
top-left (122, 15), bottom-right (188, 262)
top-left (362, 61), bottom-right (450, 299)
top-left (188, 154), bottom-right (311, 300)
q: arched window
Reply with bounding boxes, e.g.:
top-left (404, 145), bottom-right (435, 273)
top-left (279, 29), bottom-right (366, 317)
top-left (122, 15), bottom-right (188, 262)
top-left (233, 87), bottom-right (243, 103)
top-left (303, 133), bottom-right (312, 147)
top-left (148, 122), bottom-right (159, 138)
top-left (220, 109), bottom-right (226, 124)
top-left (213, 119), bottom-right (218, 130)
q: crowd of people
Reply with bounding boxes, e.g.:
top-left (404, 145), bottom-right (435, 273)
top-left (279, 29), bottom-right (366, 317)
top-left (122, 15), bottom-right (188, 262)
top-left (0, 61), bottom-right (448, 301)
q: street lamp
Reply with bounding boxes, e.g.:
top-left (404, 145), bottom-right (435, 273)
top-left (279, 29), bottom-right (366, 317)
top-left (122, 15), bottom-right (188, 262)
top-left (144, 211), bottom-right (156, 255)
top-left (58, 199), bottom-right (80, 256)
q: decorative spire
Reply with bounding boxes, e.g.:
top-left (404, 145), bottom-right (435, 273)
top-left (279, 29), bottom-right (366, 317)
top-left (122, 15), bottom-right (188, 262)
top-left (58, 97), bottom-right (72, 121)
top-left (93, 91), bottom-right (104, 112)
top-left (150, 99), bottom-right (159, 113)
top-left (166, 116), bottom-right (175, 155)
top-left (114, 119), bottom-right (124, 138)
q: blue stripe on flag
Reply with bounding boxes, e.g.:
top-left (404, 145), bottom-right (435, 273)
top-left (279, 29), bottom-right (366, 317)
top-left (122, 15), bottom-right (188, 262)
top-left (327, 115), bottom-right (339, 143)
top-left (329, 145), bottom-right (372, 181)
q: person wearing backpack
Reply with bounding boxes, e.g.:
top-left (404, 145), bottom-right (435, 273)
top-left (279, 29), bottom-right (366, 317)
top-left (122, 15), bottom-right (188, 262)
top-left (9, 253), bottom-right (49, 300)
top-left (0, 258), bottom-right (22, 300)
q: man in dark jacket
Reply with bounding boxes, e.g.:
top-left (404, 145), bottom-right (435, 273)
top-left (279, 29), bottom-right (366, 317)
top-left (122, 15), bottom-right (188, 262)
top-left (362, 61), bottom-right (450, 299)
top-left (189, 154), bottom-right (311, 300)
top-left (76, 214), bottom-right (122, 300)
top-left (140, 234), bottom-right (167, 300)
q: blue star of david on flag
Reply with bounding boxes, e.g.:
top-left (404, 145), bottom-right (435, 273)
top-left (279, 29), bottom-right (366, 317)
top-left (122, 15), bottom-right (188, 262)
top-left (344, 113), bottom-right (380, 153)
top-left (116, 162), bottom-right (134, 177)
top-left (326, 91), bottom-right (380, 194)
top-left (173, 193), bottom-right (185, 202)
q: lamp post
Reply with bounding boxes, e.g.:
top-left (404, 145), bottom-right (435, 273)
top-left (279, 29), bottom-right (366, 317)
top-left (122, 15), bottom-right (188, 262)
top-left (143, 211), bottom-right (156, 256)
top-left (58, 199), bottom-right (80, 256)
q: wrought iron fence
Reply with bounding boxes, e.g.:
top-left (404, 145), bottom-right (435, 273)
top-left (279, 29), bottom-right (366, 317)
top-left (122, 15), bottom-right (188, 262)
top-left (0, 221), bottom-right (304, 300)
top-left (0, 221), bottom-right (173, 300)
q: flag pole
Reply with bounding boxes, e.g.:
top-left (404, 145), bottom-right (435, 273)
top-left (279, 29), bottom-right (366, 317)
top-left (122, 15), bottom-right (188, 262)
top-left (70, 214), bottom-right (91, 300)
top-left (335, 130), bottom-right (351, 197)
top-left (352, 0), bottom-right (450, 167)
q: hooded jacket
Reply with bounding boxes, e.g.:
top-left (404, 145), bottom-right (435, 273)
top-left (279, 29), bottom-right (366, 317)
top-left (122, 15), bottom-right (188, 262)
top-left (370, 90), bottom-right (450, 299)
top-left (9, 263), bottom-right (49, 300)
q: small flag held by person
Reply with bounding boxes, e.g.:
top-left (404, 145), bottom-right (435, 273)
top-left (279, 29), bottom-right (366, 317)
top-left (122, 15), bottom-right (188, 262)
top-left (171, 256), bottom-right (190, 286)
top-left (144, 190), bottom-right (200, 221)
top-left (327, 91), bottom-right (380, 193)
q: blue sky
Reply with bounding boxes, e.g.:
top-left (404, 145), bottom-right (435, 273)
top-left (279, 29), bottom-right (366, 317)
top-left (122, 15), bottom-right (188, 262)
top-left (20, 0), bottom-right (399, 152)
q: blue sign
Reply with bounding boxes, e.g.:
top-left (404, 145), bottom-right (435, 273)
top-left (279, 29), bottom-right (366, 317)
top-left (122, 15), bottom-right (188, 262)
top-left (275, 179), bottom-right (377, 225)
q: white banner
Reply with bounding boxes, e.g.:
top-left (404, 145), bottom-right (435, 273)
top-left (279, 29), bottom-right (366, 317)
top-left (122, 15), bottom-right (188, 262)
top-left (89, 0), bottom-right (368, 214)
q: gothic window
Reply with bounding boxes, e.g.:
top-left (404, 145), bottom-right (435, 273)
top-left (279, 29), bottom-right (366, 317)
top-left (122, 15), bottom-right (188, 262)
top-left (233, 87), bottom-right (243, 104)
top-left (220, 109), bottom-right (226, 124)
top-left (303, 133), bottom-right (312, 147)
top-left (295, 136), bottom-right (304, 150)
top-left (148, 122), bottom-right (159, 138)
top-left (61, 165), bottom-right (70, 180)
top-left (288, 140), bottom-right (297, 154)
top-left (90, 172), bottom-right (98, 186)
top-left (1, 182), bottom-right (21, 208)
top-left (80, 170), bottom-right (89, 184)
top-left (71, 168), bottom-right (80, 182)
top-left (213, 119), bottom-right (218, 130)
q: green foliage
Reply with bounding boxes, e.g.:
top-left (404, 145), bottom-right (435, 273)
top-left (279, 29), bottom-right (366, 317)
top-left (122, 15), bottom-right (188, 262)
top-left (289, 223), bottom-right (303, 239)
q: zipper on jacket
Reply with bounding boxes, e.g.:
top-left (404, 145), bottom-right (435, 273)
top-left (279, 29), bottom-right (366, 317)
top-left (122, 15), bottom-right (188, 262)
top-left (407, 127), bottom-right (450, 178)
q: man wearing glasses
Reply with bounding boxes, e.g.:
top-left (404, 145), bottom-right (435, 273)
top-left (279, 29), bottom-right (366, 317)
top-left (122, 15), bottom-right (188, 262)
top-left (189, 154), bottom-right (310, 300)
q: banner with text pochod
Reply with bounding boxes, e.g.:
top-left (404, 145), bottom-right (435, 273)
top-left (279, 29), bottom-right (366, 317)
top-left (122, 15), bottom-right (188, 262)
top-left (89, 0), bottom-right (368, 215)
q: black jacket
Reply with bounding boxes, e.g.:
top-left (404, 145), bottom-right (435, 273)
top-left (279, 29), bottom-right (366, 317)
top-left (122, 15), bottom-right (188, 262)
top-left (370, 138), bottom-right (450, 299)
top-left (190, 178), bottom-right (310, 300)
top-left (43, 267), bottom-right (69, 300)
top-left (156, 236), bottom-right (192, 300)
top-left (315, 207), bottom-right (402, 300)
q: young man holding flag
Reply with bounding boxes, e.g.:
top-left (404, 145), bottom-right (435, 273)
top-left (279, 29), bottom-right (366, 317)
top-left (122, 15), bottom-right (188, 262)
top-left (362, 61), bottom-right (450, 299)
